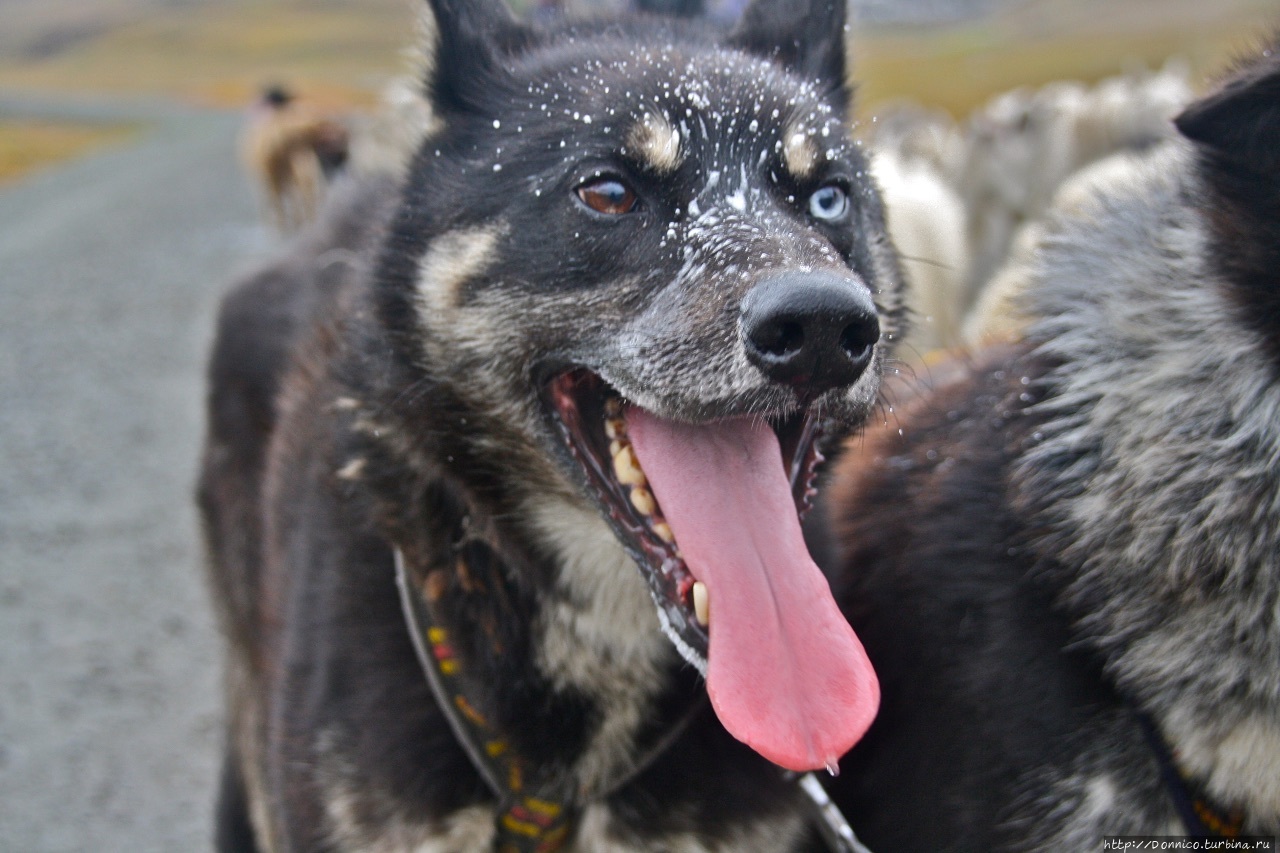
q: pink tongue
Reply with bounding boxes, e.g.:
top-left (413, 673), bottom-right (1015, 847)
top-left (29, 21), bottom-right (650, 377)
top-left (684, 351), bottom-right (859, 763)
top-left (626, 408), bottom-right (879, 772)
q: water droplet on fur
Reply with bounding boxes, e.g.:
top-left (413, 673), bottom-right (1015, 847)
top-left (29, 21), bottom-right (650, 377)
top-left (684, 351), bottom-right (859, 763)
top-left (492, 120), bottom-right (501, 129)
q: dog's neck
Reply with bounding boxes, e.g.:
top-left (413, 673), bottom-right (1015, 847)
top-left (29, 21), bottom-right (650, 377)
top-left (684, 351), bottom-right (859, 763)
top-left (397, 474), bottom-right (688, 799)
top-left (521, 495), bottom-right (685, 792)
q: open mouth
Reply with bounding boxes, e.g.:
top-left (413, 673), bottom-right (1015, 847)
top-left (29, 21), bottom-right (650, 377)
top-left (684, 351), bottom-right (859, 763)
top-left (546, 370), bottom-right (825, 668)
top-left (545, 369), bottom-right (879, 773)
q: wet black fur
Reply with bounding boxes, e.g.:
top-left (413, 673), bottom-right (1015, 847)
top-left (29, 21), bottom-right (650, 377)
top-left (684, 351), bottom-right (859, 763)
top-left (198, 1), bottom-right (899, 850)
top-left (822, 42), bottom-right (1280, 851)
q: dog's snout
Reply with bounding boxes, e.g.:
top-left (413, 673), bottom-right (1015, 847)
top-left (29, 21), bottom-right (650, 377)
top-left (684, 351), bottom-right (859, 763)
top-left (741, 273), bottom-right (880, 397)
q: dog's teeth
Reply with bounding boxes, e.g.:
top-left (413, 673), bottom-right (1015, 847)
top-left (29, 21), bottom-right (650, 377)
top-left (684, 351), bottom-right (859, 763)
top-left (604, 397), bottom-right (623, 417)
top-left (630, 485), bottom-right (656, 516)
top-left (604, 417), bottom-right (626, 440)
top-left (652, 521), bottom-right (675, 543)
top-left (613, 444), bottom-right (647, 486)
top-left (609, 439), bottom-right (625, 458)
top-left (693, 581), bottom-right (710, 627)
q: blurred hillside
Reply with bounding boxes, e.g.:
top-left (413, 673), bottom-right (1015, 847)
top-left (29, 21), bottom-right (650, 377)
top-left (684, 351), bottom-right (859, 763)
top-left (853, 0), bottom-right (1279, 117)
top-left (0, 0), bottom-right (1276, 179)
top-left (1, 0), bottom-right (1276, 111)
top-left (0, 0), bottom-right (414, 108)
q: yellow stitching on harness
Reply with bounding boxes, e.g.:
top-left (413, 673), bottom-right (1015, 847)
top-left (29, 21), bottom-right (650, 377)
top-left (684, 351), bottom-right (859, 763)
top-left (454, 694), bottom-right (488, 727)
top-left (500, 814), bottom-right (544, 837)
top-left (522, 798), bottom-right (562, 818)
top-left (535, 825), bottom-right (570, 852)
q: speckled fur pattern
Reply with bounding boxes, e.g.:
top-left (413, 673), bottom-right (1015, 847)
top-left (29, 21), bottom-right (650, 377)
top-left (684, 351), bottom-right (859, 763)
top-left (823, 43), bottom-right (1280, 851)
top-left (198, 1), bottom-right (904, 851)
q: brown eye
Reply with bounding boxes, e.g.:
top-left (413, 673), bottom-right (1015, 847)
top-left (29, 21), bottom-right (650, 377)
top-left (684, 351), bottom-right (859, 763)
top-left (576, 177), bottom-right (639, 215)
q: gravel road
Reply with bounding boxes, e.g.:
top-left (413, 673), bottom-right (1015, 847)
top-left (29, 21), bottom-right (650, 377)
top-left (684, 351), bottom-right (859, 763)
top-left (0, 94), bottom-right (276, 852)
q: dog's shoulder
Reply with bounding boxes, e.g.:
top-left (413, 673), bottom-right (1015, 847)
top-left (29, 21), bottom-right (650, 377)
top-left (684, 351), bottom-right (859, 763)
top-left (199, 175), bottom-right (399, 657)
top-left (206, 174), bottom-right (399, 453)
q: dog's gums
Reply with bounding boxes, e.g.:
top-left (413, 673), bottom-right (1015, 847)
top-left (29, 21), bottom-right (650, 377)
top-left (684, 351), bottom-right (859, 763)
top-left (548, 371), bottom-right (709, 658)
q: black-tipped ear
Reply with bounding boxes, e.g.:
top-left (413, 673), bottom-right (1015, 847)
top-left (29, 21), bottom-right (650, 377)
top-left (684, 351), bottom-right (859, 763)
top-left (419, 0), bottom-right (536, 114)
top-left (728, 0), bottom-right (851, 89)
top-left (1175, 45), bottom-right (1280, 174)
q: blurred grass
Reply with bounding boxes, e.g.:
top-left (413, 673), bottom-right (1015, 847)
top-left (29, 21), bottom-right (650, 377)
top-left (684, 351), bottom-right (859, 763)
top-left (853, 16), bottom-right (1273, 119)
top-left (0, 0), bottom-right (1273, 116)
top-left (0, 0), bottom-right (413, 108)
top-left (0, 0), bottom-right (1275, 182)
top-left (0, 119), bottom-right (139, 185)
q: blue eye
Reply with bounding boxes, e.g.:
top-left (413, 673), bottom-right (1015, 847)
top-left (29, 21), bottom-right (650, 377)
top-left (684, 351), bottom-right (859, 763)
top-left (808, 184), bottom-right (848, 221)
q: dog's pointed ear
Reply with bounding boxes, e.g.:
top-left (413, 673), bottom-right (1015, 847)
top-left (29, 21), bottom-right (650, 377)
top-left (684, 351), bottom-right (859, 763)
top-left (1175, 43), bottom-right (1280, 174)
top-left (417, 0), bottom-right (536, 114)
top-left (727, 0), bottom-right (852, 91)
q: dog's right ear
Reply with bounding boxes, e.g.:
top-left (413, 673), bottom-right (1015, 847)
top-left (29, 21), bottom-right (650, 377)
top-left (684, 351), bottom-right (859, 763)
top-left (1175, 41), bottom-right (1280, 175)
top-left (728, 0), bottom-right (852, 94)
top-left (417, 0), bottom-right (536, 115)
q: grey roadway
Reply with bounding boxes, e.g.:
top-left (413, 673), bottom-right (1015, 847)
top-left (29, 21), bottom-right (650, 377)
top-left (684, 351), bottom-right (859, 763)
top-left (0, 93), bottom-right (277, 851)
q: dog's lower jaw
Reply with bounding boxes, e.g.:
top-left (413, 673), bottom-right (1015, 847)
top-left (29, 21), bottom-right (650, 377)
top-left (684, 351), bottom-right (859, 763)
top-left (525, 495), bottom-right (681, 794)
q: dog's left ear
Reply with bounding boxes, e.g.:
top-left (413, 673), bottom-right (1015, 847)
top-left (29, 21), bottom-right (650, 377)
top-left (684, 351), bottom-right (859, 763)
top-left (728, 0), bottom-right (852, 92)
top-left (418, 0), bottom-right (538, 115)
top-left (1175, 43), bottom-right (1280, 175)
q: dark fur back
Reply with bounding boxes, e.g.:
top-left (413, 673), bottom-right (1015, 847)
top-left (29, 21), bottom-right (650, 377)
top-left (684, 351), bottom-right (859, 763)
top-left (198, 175), bottom-right (399, 663)
top-left (825, 42), bottom-right (1280, 850)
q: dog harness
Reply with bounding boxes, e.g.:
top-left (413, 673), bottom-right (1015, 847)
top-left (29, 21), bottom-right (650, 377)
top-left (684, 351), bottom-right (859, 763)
top-left (1136, 712), bottom-right (1247, 837)
top-left (393, 546), bottom-right (873, 853)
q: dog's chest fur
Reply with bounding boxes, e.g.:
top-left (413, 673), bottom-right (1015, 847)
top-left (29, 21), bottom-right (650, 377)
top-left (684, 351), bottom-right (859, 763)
top-left (258, 375), bottom-right (820, 851)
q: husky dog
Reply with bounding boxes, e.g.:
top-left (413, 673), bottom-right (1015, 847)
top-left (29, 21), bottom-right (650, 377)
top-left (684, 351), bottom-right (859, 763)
top-left (199, 0), bottom-right (905, 850)
top-left (825, 43), bottom-right (1280, 850)
top-left (240, 86), bottom-right (351, 233)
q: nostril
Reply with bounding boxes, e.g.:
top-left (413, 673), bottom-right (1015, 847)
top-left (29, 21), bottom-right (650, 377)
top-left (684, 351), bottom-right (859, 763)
top-left (839, 317), bottom-right (880, 362)
top-left (759, 321), bottom-right (805, 357)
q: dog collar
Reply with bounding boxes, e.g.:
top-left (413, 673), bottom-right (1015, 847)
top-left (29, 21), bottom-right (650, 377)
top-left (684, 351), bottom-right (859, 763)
top-left (1136, 712), bottom-right (1246, 837)
top-left (393, 545), bottom-right (873, 853)
top-left (393, 545), bottom-right (704, 851)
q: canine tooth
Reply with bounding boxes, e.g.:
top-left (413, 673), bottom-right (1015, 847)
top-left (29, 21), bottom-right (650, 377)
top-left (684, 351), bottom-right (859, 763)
top-left (609, 439), bottom-right (624, 458)
top-left (630, 485), bottom-right (656, 516)
top-left (604, 417), bottom-right (626, 440)
top-left (613, 445), bottom-right (647, 486)
top-left (693, 581), bottom-right (710, 627)
top-left (653, 521), bottom-right (675, 543)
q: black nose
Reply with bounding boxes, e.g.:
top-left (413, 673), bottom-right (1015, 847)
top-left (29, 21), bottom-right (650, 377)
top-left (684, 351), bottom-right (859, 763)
top-left (741, 272), bottom-right (880, 397)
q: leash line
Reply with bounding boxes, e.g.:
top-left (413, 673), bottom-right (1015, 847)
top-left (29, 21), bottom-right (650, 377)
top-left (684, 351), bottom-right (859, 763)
top-left (1134, 711), bottom-right (1246, 837)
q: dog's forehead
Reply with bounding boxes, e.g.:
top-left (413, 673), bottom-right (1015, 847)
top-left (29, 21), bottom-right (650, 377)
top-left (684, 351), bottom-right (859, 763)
top-left (526, 43), bottom-right (850, 176)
